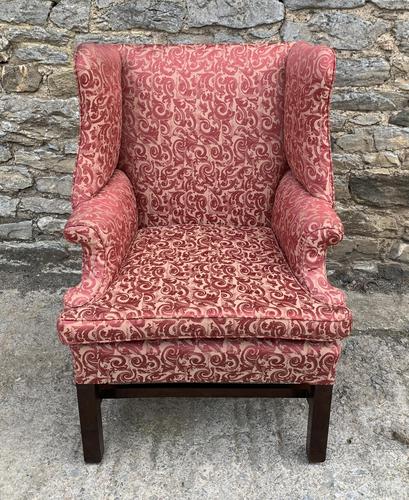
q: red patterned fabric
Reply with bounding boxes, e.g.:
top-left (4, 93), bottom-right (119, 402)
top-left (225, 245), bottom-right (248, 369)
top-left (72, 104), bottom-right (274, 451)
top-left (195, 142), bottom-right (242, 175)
top-left (119, 43), bottom-right (289, 227)
top-left (64, 170), bottom-right (137, 307)
top-left (58, 225), bottom-right (351, 344)
top-left (73, 43), bottom-right (122, 208)
top-left (284, 41), bottom-right (336, 204)
top-left (70, 338), bottom-right (341, 385)
top-left (59, 41), bottom-right (351, 386)
top-left (272, 172), bottom-right (346, 306)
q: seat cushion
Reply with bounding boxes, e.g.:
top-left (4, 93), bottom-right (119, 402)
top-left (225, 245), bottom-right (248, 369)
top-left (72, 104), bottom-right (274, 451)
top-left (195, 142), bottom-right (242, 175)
top-left (58, 225), bottom-right (351, 345)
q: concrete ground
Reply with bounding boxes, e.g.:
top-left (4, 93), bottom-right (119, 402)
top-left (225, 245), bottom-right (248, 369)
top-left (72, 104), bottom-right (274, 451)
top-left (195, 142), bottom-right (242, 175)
top-left (0, 260), bottom-right (408, 499)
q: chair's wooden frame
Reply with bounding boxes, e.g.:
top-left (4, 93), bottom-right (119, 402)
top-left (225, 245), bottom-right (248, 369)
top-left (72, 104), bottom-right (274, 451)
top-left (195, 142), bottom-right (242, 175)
top-left (76, 383), bottom-right (333, 464)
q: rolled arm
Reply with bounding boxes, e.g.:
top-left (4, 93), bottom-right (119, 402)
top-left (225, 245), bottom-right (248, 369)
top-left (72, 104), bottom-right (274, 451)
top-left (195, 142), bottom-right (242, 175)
top-left (73, 43), bottom-right (122, 208)
top-left (272, 172), bottom-right (345, 306)
top-left (64, 170), bottom-right (137, 308)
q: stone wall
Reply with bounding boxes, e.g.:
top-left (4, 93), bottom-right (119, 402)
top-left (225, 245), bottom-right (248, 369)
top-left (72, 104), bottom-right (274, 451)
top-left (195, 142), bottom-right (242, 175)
top-left (0, 0), bottom-right (409, 283)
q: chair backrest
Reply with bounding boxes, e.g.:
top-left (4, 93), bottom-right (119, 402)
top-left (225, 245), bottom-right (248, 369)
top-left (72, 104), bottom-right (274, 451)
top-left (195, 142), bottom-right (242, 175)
top-left (119, 43), bottom-right (290, 228)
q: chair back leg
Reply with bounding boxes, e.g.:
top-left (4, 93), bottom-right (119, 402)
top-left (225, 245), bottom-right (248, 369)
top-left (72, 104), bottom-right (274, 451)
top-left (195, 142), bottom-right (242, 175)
top-left (306, 385), bottom-right (333, 463)
top-left (76, 384), bottom-right (104, 463)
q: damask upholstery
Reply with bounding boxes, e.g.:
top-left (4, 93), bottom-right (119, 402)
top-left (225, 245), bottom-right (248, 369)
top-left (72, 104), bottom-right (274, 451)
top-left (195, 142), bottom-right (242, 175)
top-left (284, 41), bottom-right (336, 204)
top-left (64, 170), bottom-right (137, 307)
top-left (272, 172), bottom-right (345, 306)
top-left (73, 44), bottom-right (122, 208)
top-left (71, 339), bottom-right (341, 385)
top-left (118, 43), bottom-right (289, 227)
top-left (58, 225), bottom-right (351, 345)
top-left (58, 41), bottom-right (351, 386)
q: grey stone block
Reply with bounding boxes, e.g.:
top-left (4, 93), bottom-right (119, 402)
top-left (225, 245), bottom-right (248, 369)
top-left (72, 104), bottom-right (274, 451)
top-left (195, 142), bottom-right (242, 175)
top-left (1, 64), bottom-right (43, 93)
top-left (389, 110), bottom-right (409, 128)
top-left (280, 20), bottom-right (312, 42)
top-left (350, 170), bottom-right (409, 207)
top-left (0, 0), bottom-right (52, 26)
top-left (14, 45), bottom-right (69, 65)
top-left (336, 129), bottom-right (375, 153)
top-left (330, 111), bottom-right (346, 132)
top-left (0, 35), bottom-right (9, 51)
top-left (309, 12), bottom-right (387, 50)
top-left (0, 145), bottom-right (12, 164)
top-left (20, 197), bottom-right (71, 215)
top-left (37, 216), bottom-right (67, 234)
top-left (363, 151), bottom-right (401, 168)
top-left (390, 242), bottom-right (409, 263)
top-left (187, 0), bottom-right (284, 29)
top-left (0, 195), bottom-right (18, 217)
top-left (332, 91), bottom-right (408, 111)
top-left (338, 207), bottom-right (399, 237)
top-left (0, 220), bottom-right (32, 240)
top-left (95, 0), bottom-right (115, 7)
top-left (97, 0), bottom-right (186, 33)
top-left (47, 70), bottom-right (77, 99)
top-left (5, 27), bottom-right (71, 45)
top-left (213, 32), bottom-right (245, 44)
top-left (36, 176), bottom-right (72, 197)
top-left (335, 58), bottom-right (390, 87)
top-left (50, 0), bottom-right (91, 32)
top-left (63, 141), bottom-right (78, 156)
top-left (349, 113), bottom-right (381, 127)
top-left (0, 166), bottom-right (33, 192)
top-left (396, 21), bottom-right (409, 53)
top-left (75, 33), bottom-right (152, 45)
top-left (373, 126), bottom-right (409, 151)
top-left (332, 153), bottom-right (363, 173)
top-left (14, 149), bottom-right (76, 174)
top-left (0, 97), bottom-right (78, 145)
top-left (334, 176), bottom-right (350, 202)
top-left (284, 0), bottom-right (365, 9)
top-left (248, 25), bottom-right (281, 39)
top-left (370, 0), bottom-right (409, 9)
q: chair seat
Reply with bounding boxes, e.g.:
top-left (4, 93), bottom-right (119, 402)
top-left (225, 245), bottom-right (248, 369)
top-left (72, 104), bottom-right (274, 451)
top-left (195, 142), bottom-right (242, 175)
top-left (58, 225), bottom-right (351, 345)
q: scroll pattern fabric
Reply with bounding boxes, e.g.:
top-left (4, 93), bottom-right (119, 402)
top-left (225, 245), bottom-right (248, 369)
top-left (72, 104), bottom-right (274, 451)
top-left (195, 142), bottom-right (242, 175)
top-left (64, 170), bottom-right (137, 307)
top-left (61, 41), bottom-right (351, 387)
top-left (119, 43), bottom-right (290, 227)
top-left (284, 41), bottom-right (336, 203)
top-left (58, 225), bottom-right (351, 344)
top-left (73, 43), bottom-right (122, 207)
top-left (71, 338), bottom-right (341, 385)
top-left (272, 172), bottom-right (346, 306)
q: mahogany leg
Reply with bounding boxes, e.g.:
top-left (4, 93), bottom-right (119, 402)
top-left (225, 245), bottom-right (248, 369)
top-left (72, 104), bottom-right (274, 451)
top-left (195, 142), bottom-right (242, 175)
top-left (306, 385), bottom-right (333, 463)
top-left (76, 384), bottom-right (104, 463)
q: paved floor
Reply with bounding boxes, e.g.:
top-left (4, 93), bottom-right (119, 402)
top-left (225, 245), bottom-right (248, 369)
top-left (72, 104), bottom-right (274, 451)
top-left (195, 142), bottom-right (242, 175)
top-left (0, 269), bottom-right (408, 499)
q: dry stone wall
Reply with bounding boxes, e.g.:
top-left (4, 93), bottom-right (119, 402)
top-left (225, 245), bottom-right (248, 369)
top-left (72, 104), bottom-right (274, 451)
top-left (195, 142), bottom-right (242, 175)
top-left (0, 0), bottom-right (409, 283)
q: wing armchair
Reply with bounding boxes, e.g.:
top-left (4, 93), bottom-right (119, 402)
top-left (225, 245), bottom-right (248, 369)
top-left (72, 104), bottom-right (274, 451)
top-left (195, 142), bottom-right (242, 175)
top-left (57, 41), bottom-right (352, 464)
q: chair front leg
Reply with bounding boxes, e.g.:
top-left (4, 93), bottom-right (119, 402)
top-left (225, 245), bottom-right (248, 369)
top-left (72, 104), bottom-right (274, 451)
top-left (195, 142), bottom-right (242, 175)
top-left (76, 384), bottom-right (104, 463)
top-left (306, 385), bottom-right (333, 463)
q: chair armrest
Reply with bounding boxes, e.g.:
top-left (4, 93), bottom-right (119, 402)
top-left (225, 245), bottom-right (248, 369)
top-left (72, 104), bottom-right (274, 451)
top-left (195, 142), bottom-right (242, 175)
top-left (272, 172), bottom-right (345, 306)
top-left (284, 41), bottom-right (336, 204)
top-left (64, 170), bottom-right (137, 308)
top-left (73, 43), bottom-right (122, 208)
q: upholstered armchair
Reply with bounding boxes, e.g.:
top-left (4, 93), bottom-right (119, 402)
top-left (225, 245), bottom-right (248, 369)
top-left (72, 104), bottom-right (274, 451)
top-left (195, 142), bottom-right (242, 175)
top-left (57, 41), bottom-right (352, 464)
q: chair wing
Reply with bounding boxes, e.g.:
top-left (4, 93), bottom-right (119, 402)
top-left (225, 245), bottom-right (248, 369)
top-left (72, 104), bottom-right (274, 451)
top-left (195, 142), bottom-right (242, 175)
top-left (72, 43), bottom-right (122, 207)
top-left (284, 41), bottom-right (336, 204)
